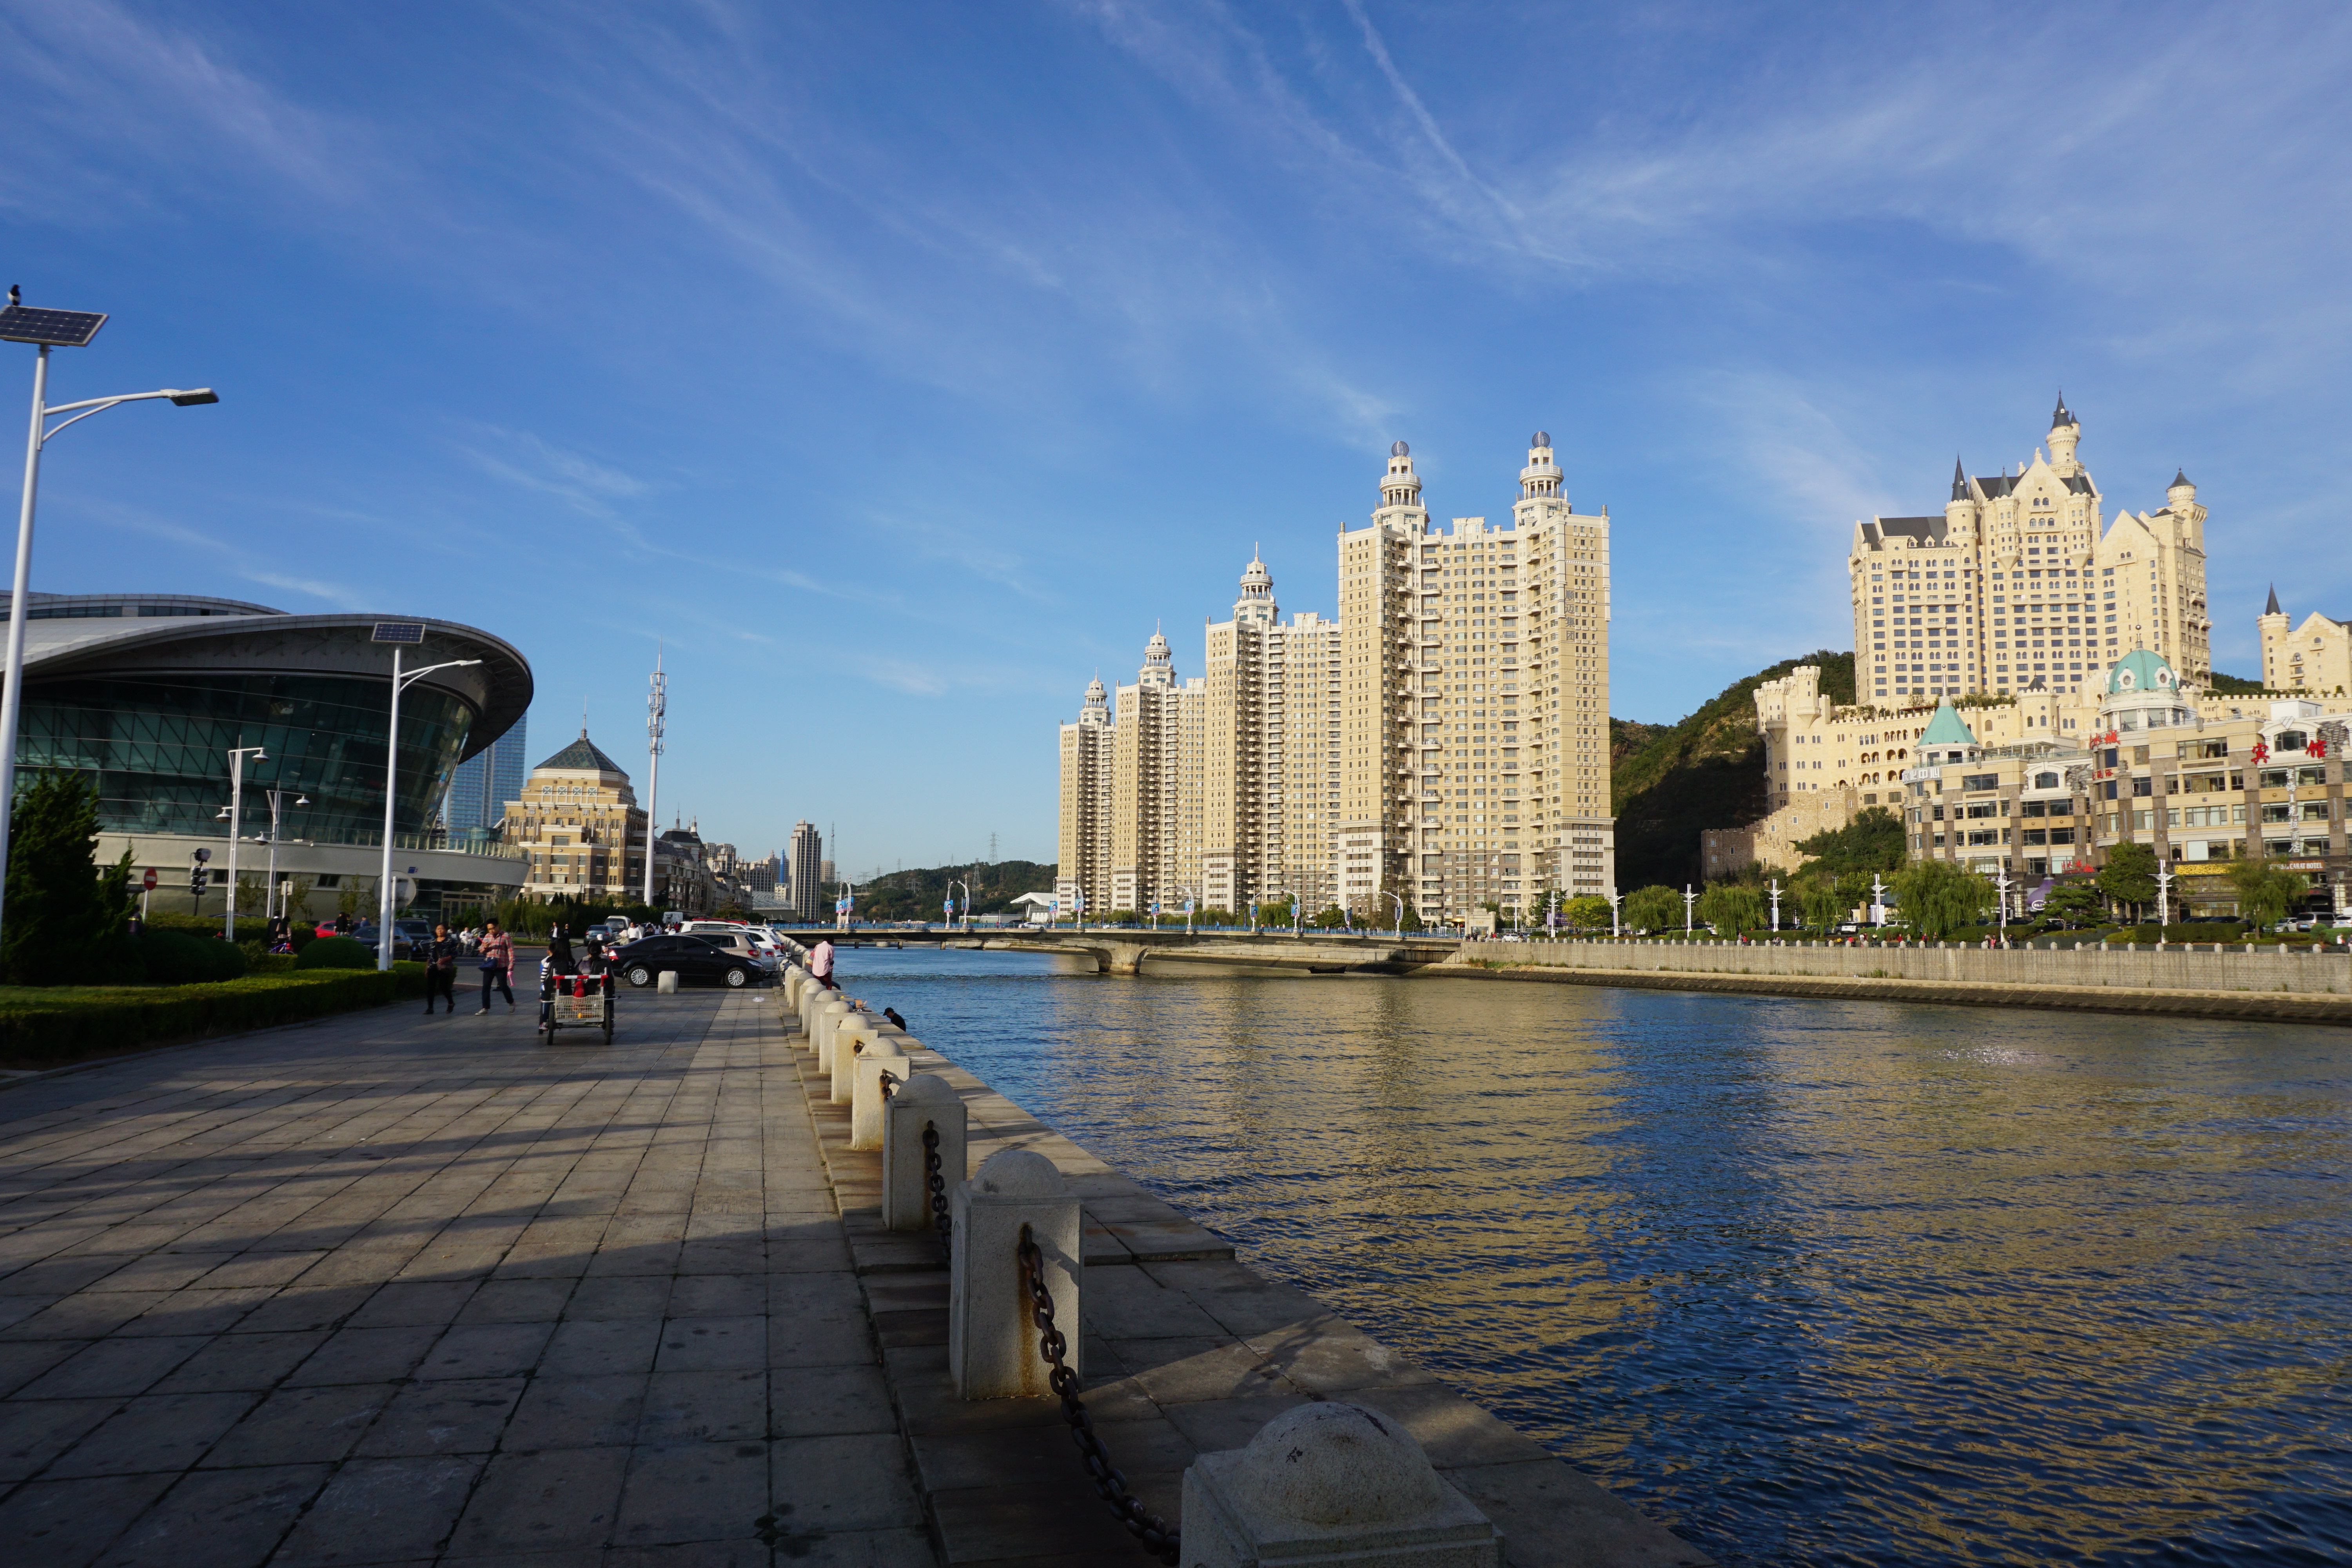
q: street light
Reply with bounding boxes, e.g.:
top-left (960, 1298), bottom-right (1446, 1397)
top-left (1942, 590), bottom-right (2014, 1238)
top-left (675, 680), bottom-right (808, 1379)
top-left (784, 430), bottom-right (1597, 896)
top-left (264, 789), bottom-right (308, 926)
top-left (216, 747), bottom-right (265, 940)
top-left (1683, 882), bottom-right (1697, 936)
top-left (371, 623), bottom-right (479, 970)
top-left (0, 290), bottom-right (215, 951)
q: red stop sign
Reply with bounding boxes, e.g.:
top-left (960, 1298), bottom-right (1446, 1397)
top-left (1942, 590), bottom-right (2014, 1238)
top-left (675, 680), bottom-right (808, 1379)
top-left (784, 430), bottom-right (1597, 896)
top-left (142, 868), bottom-right (158, 891)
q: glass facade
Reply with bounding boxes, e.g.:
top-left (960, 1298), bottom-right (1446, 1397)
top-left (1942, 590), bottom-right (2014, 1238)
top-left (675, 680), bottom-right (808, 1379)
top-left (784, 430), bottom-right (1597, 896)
top-left (20, 671), bottom-right (476, 846)
top-left (443, 716), bottom-right (528, 836)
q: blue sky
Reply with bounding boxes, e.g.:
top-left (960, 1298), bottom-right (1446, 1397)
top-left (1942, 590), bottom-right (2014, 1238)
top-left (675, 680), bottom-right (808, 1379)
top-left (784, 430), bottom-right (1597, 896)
top-left (4, 1), bottom-right (2347, 875)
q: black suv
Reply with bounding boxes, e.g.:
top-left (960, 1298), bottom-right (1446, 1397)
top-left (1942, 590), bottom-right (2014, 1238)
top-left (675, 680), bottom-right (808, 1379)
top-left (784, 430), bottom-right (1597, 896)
top-left (611, 934), bottom-right (764, 989)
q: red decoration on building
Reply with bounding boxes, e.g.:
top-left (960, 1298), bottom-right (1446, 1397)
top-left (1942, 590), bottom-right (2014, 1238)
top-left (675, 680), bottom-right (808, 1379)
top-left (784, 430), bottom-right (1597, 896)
top-left (2251, 741), bottom-right (2270, 764)
top-left (2311, 738), bottom-right (2329, 759)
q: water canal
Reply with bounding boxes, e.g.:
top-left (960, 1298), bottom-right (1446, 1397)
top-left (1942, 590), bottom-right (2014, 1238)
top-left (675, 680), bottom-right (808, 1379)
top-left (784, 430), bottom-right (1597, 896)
top-left (833, 945), bottom-right (2352, 1567)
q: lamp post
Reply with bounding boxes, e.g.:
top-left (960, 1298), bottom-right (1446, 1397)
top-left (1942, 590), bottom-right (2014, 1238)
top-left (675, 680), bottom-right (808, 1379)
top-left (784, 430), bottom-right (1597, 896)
top-left (1993, 867), bottom-right (2013, 945)
top-left (217, 746), bottom-right (265, 940)
top-left (2156, 862), bottom-right (2173, 929)
top-left (1607, 888), bottom-right (1622, 940)
top-left (0, 291), bottom-right (215, 952)
top-left (1682, 882), bottom-right (1696, 936)
top-left (642, 650), bottom-right (664, 907)
top-left (370, 625), bottom-right (479, 971)
top-left (1871, 873), bottom-right (1889, 929)
top-left (1769, 877), bottom-right (1782, 933)
top-left (262, 788), bottom-right (307, 925)
top-left (949, 879), bottom-right (969, 931)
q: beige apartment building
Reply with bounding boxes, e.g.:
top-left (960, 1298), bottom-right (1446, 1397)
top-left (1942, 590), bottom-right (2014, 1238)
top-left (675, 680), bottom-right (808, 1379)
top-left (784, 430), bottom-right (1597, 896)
top-left (2259, 587), bottom-right (2351, 695)
top-left (508, 731), bottom-right (648, 899)
top-left (1848, 398), bottom-right (2210, 706)
top-left (1337, 434), bottom-right (1616, 924)
top-left (1056, 432), bottom-right (1617, 926)
top-left (1055, 677), bottom-right (1114, 916)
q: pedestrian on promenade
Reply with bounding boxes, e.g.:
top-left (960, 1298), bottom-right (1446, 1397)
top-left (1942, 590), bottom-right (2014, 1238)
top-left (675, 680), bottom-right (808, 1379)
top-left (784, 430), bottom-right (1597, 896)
top-left (811, 936), bottom-right (837, 990)
top-left (421, 923), bottom-right (460, 1014)
top-left (476, 920), bottom-right (515, 1013)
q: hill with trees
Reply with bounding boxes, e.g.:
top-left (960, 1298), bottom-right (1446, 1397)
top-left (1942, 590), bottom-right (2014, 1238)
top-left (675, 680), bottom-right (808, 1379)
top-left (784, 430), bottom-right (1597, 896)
top-left (851, 860), bottom-right (1056, 922)
top-left (1609, 650), bottom-right (1855, 891)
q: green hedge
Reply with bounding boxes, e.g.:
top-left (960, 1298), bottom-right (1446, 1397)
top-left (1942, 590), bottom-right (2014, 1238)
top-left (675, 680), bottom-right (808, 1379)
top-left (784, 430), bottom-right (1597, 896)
top-left (0, 964), bottom-right (428, 1069)
top-left (298, 935), bottom-right (376, 970)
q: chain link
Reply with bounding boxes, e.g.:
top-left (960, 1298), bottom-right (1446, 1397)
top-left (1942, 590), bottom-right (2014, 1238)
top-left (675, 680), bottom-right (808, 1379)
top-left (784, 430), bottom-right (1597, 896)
top-left (920, 1122), bottom-right (953, 1247)
top-left (1017, 1225), bottom-right (1181, 1563)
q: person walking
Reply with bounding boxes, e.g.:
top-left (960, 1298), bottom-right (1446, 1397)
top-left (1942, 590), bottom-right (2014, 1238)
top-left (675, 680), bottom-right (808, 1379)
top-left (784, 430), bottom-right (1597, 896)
top-left (476, 920), bottom-right (516, 1013)
top-left (810, 936), bottom-right (837, 990)
top-left (421, 922), bottom-right (460, 1014)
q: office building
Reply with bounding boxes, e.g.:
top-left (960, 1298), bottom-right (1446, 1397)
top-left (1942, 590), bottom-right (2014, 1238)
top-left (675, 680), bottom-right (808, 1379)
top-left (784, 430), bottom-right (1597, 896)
top-left (789, 821), bottom-right (823, 919)
top-left (507, 731), bottom-right (647, 899)
top-left (444, 716), bottom-right (528, 837)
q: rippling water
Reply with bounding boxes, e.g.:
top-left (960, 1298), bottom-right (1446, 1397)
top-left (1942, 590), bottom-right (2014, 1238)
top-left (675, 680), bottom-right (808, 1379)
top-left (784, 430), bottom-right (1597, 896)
top-left (833, 946), bottom-right (2352, 1566)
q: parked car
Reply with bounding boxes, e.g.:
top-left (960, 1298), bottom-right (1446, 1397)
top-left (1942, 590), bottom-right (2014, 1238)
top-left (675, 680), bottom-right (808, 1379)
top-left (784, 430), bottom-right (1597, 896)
top-left (610, 935), bottom-right (764, 989)
top-left (685, 930), bottom-right (779, 972)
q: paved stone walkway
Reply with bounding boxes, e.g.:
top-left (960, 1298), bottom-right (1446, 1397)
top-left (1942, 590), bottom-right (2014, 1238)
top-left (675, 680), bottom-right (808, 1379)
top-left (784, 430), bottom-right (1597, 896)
top-left (0, 983), bottom-right (1710, 1568)
top-left (0, 989), bottom-right (927, 1567)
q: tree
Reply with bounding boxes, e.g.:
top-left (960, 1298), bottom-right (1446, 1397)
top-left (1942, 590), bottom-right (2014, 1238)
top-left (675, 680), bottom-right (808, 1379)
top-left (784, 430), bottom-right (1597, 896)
top-left (1794, 875), bottom-right (1847, 931)
top-left (1888, 859), bottom-right (1995, 939)
top-left (2041, 882), bottom-right (2104, 929)
top-left (1563, 894), bottom-right (1612, 931)
top-left (1622, 884), bottom-right (1683, 933)
top-left (4, 772), bottom-right (136, 985)
top-left (1310, 904), bottom-right (1348, 929)
top-left (1697, 882), bottom-right (1767, 936)
top-left (1793, 807), bottom-right (1907, 876)
top-left (2096, 842), bottom-right (2159, 922)
top-left (2226, 858), bottom-right (2308, 928)
top-left (1255, 897), bottom-right (1296, 927)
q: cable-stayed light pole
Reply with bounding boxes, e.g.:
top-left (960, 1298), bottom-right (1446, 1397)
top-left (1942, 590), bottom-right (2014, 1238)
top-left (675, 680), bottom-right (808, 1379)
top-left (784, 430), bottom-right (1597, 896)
top-left (642, 648), bottom-right (665, 907)
top-left (0, 289), bottom-right (214, 949)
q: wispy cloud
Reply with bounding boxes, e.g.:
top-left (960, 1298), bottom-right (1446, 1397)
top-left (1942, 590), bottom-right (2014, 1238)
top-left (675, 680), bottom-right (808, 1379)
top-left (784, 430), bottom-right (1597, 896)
top-left (82, 503), bottom-right (369, 609)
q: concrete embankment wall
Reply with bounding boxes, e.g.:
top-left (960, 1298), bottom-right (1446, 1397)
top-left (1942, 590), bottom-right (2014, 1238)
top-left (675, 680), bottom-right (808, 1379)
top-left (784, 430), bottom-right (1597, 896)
top-left (1436, 940), bottom-right (2352, 1025)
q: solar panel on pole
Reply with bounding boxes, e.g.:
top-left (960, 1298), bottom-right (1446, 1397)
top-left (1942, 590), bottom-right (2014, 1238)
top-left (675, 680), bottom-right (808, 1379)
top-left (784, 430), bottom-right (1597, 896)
top-left (0, 306), bottom-right (108, 348)
top-left (372, 622), bottom-right (426, 644)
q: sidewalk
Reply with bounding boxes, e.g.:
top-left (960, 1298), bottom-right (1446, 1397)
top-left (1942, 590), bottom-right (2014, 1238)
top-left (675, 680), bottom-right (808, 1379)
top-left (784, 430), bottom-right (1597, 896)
top-left (0, 988), bottom-right (928, 1566)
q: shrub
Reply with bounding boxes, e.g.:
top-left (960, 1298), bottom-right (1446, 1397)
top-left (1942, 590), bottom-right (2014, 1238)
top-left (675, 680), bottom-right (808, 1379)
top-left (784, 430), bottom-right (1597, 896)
top-left (298, 936), bottom-right (375, 970)
top-left (287, 926), bottom-right (317, 954)
top-left (0, 964), bottom-right (428, 1068)
top-left (3, 772), bottom-right (139, 985)
top-left (249, 953), bottom-right (299, 975)
top-left (135, 929), bottom-right (247, 985)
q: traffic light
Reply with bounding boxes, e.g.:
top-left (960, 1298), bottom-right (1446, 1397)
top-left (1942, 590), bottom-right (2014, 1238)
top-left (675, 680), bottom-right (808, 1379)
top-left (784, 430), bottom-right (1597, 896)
top-left (190, 864), bottom-right (207, 900)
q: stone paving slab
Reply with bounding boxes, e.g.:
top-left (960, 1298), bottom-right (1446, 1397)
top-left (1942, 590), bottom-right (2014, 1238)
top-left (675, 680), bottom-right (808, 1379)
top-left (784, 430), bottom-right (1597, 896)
top-left (0, 988), bottom-right (930, 1567)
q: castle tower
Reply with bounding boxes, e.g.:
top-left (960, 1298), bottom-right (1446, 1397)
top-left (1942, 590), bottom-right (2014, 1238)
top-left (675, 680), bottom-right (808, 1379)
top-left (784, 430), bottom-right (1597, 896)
top-left (2259, 584), bottom-right (2291, 690)
top-left (1140, 626), bottom-right (1174, 688)
top-left (1519, 431), bottom-right (1564, 502)
top-left (2048, 393), bottom-right (2082, 472)
top-left (1234, 551), bottom-right (1277, 627)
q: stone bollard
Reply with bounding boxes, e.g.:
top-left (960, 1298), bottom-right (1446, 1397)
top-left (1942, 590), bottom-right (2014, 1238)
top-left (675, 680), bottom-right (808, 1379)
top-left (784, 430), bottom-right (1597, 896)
top-left (1182, 1402), bottom-right (1500, 1567)
top-left (832, 1012), bottom-right (884, 1104)
top-left (883, 1074), bottom-right (966, 1232)
top-left (849, 1037), bottom-right (908, 1150)
top-left (657, 970), bottom-right (679, 994)
top-left (950, 1148), bottom-right (1079, 1399)
top-left (812, 998), bottom-right (852, 1069)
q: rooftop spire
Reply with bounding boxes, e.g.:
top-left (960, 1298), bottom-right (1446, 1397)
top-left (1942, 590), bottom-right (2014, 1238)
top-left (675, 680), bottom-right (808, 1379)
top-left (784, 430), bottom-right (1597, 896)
top-left (2266, 583), bottom-right (2282, 616)
top-left (2052, 390), bottom-right (2074, 428)
top-left (1950, 456), bottom-right (1967, 502)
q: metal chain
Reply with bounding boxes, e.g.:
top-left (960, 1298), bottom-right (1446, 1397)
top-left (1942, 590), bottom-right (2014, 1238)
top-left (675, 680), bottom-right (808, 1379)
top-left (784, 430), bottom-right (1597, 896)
top-left (1016, 1225), bottom-right (1180, 1564)
top-left (920, 1122), bottom-right (953, 1246)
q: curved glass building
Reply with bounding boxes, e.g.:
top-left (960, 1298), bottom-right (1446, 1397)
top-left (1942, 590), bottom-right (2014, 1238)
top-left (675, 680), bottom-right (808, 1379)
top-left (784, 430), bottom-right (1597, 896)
top-left (15, 592), bottom-right (534, 917)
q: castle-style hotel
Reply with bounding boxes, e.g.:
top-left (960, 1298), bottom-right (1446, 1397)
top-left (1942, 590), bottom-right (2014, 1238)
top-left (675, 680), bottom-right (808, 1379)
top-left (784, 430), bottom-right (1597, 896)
top-left (1058, 435), bottom-right (1615, 927)
top-left (1710, 401), bottom-right (2349, 917)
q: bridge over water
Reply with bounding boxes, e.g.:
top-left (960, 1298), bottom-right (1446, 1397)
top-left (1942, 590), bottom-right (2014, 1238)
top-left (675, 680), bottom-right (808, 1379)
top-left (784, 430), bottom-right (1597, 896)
top-left (765, 926), bottom-right (1463, 975)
